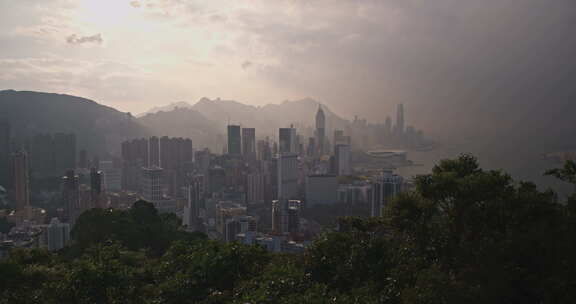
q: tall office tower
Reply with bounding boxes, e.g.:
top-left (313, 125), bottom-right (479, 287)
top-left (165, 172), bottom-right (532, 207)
top-left (242, 128), bottom-right (256, 161)
top-left (10, 151), bottom-right (30, 212)
top-left (395, 104), bottom-right (405, 137)
top-left (184, 175), bottom-right (205, 231)
top-left (334, 144), bottom-right (351, 176)
top-left (46, 217), bottom-right (70, 251)
top-left (333, 130), bottom-right (351, 146)
top-left (279, 126), bottom-right (297, 153)
top-left (227, 125), bottom-right (242, 155)
top-left (90, 168), bottom-right (104, 208)
top-left (176, 137), bottom-right (194, 197)
top-left (62, 170), bottom-right (80, 225)
top-left (149, 136), bottom-right (160, 167)
top-left (315, 105), bottom-right (326, 156)
top-left (195, 148), bottom-right (211, 175)
top-left (334, 130), bottom-right (344, 145)
top-left (53, 133), bottom-right (76, 172)
top-left (384, 116), bottom-right (392, 136)
top-left (307, 137), bottom-right (316, 158)
top-left (246, 172), bottom-right (265, 204)
top-left (78, 149), bottom-right (88, 169)
top-left (272, 199), bottom-right (301, 234)
top-left (277, 153), bottom-right (299, 200)
top-left (160, 136), bottom-right (176, 195)
top-left (160, 136), bottom-right (183, 196)
top-left (371, 170), bottom-right (403, 217)
top-left (141, 166), bottom-right (163, 202)
top-left (0, 122), bottom-right (10, 188)
top-left (135, 138), bottom-right (149, 168)
top-left (99, 160), bottom-right (121, 192)
top-left (257, 139), bottom-right (272, 161)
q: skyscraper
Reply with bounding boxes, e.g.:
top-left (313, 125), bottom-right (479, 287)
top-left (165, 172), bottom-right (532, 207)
top-left (334, 144), bottom-right (351, 176)
top-left (99, 160), bottom-right (121, 192)
top-left (227, 125), bottom-right (242, 155)
top-left (307, 137), bottom-right (316, 158)
top-left (395, 104), bottom-right (405, 137)
top-left (277, 153), bottom-right (299, 200)
top-left (371, 170), bottom-right (403, 217)
top-left (184, 175), bottom-right (204, 231)
top-left (0, 122), bottom-right (10, 188)
top-left (62, 170), bottom-right (80, 225)
top-left (11, 151), bottom-right (30, 212)
top-left (279, 126), bottom-right (297, 154)
top-left (315, 105), bottom-right (326, 156)
top-left (45, 218), bottom-right (70, 251)
top-left (242, 128), bottom-right (256, 160)
top-left (90, 168), bottom-right (104, 208)
top-left (272, 199), bottom-right (301, 234)
top-left (247, 172), bottom-right (265, 204)
top-left (195, 148), bottom-right (211, 175)
top-left (141, 166), bottom-right (163, 202)
top-left (257, 139), bottom-right (272, 161)
top-left (149, 136), bottom-right (160, 167)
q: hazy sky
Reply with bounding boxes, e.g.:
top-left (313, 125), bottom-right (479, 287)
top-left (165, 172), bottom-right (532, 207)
top-left (1, 0), bottom-right (575, 126)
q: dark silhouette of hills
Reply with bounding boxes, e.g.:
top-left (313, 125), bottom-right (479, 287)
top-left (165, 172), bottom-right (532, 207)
top-left (136, 101), bottom-right (193, 118)
top-left (137, 107), bottom-right (222, 150)
top-left (0, 90), bottom-right (148, 155)
top-left (140, 97), bottom-right (349, 137)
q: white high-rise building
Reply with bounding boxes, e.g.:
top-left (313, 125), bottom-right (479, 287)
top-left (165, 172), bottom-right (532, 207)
top-left (371, 170), bottom-right (403, 217)
top-left (38, 218), bottom-right (70, 251)
top-left (141, 166), bottom-right (163, 202)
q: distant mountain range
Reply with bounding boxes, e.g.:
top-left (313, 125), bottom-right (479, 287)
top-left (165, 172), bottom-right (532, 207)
top-left (136, 97), bottom-right (352, 151)
top-left (136, 101), bottom-right (193, 118)
top-left (0, 90), bottom-right (350, 155)
top-left (0, 90), bottom-right (148, 156)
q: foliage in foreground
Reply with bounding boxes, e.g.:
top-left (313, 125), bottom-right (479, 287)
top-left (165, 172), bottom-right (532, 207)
top-left (1, 155), bottom-right (576, 304)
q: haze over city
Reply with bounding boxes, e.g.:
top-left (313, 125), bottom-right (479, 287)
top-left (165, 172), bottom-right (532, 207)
top-left (1, 1), bottom-right (576, 303)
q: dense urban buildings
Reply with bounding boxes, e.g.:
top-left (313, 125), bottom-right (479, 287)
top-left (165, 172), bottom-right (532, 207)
top-left (1, 101), bottom-right (418, 254)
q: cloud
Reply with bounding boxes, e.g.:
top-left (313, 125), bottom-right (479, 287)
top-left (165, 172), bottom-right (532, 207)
top-left (0, 57), bottom-right (157, 108)
top-left (66, 33), bottom-right (103, 45)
